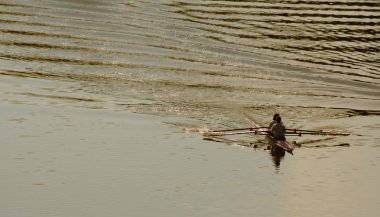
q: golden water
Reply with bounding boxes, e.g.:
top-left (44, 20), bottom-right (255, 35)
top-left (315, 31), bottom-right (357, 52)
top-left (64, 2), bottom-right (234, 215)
top-left (1, 1), bottom-right (379, 216)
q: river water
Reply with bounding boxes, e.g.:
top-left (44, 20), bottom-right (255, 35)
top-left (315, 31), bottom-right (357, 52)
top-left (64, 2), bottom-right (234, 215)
top-left (1, 0), bottom-right (379, 216)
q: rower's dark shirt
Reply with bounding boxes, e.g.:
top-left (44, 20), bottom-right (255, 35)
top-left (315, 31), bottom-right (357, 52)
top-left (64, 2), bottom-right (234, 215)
top-left (271, 122), bottom-right (286, 140)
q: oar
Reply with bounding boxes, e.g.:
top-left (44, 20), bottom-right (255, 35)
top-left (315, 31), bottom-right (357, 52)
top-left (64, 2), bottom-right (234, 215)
top-left (286, 129), bottom-right (350, 136)
top-left (210, 127), bottom-right (267, 133)
top-left (286, 129), bottom-right (323, 133)
top-left (204, 130), bottom-right (270, 136)
top-left (285, 132), bottom-right (350, 136)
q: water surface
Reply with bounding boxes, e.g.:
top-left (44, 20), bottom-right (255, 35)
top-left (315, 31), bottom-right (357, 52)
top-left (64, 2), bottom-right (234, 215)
top-left (1, 0), bottom-right (379, 216)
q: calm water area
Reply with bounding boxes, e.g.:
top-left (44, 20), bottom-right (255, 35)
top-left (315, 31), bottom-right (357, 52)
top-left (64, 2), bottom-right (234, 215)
top-left (1, 0), bottom-right (379, 216)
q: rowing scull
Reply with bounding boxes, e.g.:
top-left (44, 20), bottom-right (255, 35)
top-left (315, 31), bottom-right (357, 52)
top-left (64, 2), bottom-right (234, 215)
top-left (265, 133), bottom-right (294, 155)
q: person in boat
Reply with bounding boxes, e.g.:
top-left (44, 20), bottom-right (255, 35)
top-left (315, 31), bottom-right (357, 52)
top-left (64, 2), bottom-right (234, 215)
top-left (268, 113), bottom-right (280, 130)
top-left (271, 116), bottom-right (286, 141)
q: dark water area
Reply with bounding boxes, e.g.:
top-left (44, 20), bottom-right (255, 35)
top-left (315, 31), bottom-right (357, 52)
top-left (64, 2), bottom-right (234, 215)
top-left (1, 1), bottom-right (380, 216)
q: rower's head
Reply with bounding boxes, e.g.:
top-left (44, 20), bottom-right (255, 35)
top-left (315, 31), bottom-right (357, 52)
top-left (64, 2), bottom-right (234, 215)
top-left (276, 116), bottom-right (282, 123)
top-left (273, 113), bottom-right (280, 120)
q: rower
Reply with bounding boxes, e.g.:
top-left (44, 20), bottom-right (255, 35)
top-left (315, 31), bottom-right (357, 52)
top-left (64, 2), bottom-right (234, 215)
top-left (268, 113), bottom-right (280, 130)
top-left (271, 116), bottom-right (286, 141)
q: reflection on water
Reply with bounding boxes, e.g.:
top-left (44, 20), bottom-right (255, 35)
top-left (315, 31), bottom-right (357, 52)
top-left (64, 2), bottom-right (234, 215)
top-left (270, 144), bottom-right (286, 170)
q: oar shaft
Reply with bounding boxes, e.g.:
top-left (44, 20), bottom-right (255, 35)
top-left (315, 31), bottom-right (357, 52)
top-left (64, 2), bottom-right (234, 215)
top-left (211, 127), bottom-right (267, 133)
top-left (286, 129), bottom-right (322, 133)
top-left (286, 129), bottom-right (350, 135)
top-left (225, 131), bottom-right (268, 136)
top-left (286, 132), bottom-right (350, 136)
top-left (205, 130), bottom-right (269, 136)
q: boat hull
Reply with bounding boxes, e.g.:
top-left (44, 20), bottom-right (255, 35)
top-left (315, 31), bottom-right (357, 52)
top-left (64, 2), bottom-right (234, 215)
top-left (266, 135), bottom-right (294, 155)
